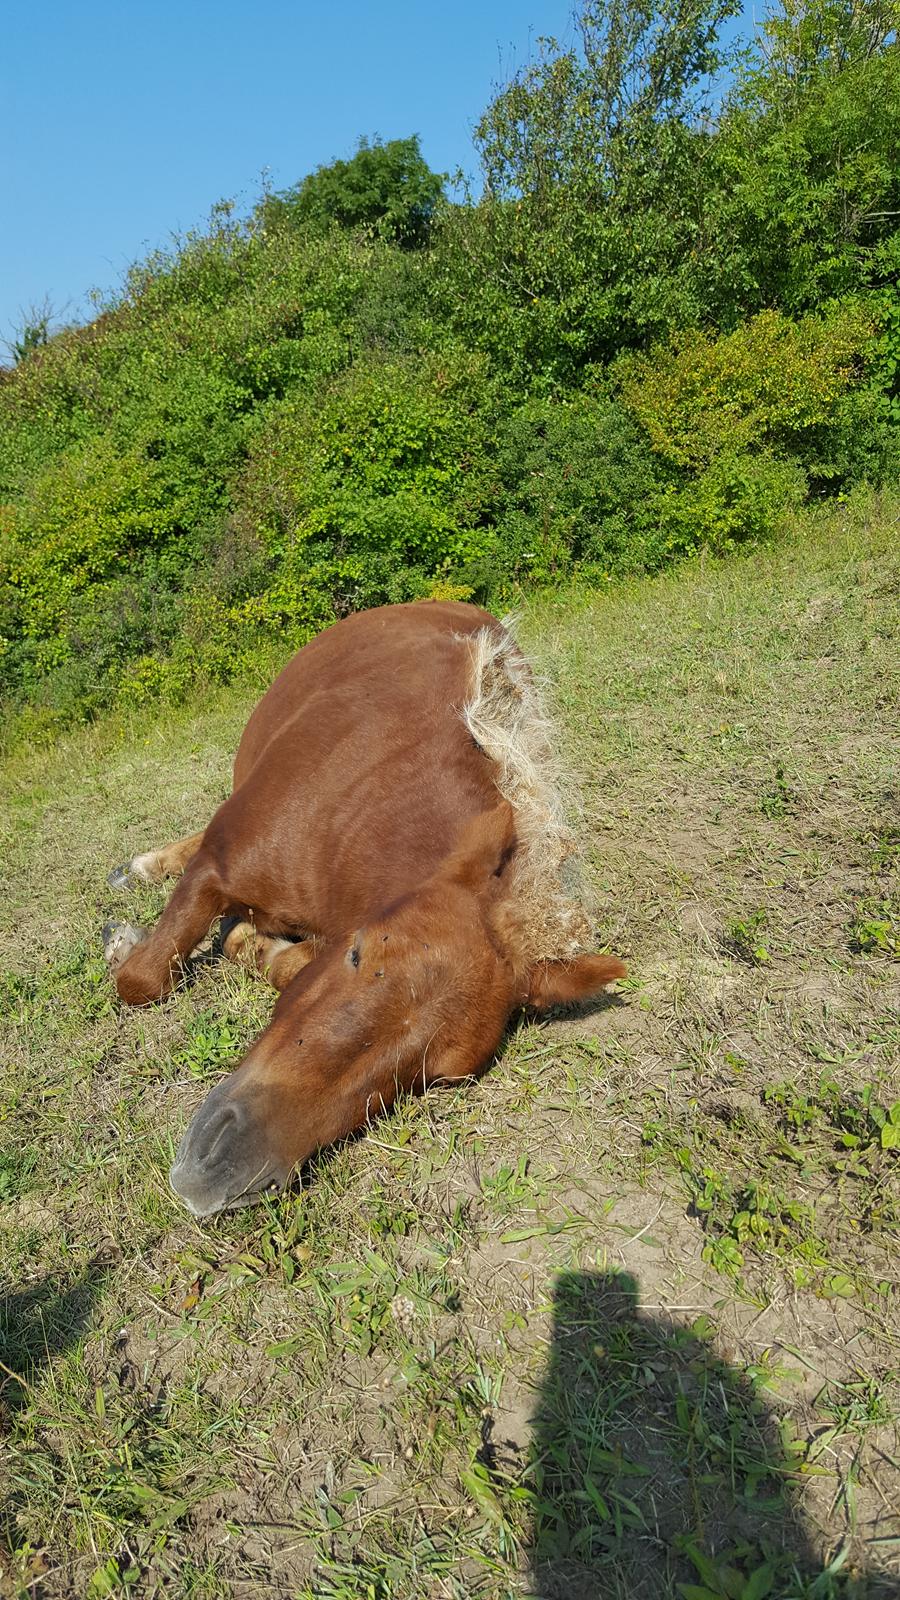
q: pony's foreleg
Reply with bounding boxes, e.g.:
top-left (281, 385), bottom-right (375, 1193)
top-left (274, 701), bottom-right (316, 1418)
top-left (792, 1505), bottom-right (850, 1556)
top-left (108, 830), bottom-right (206, 891)
top-left (220, 919), bottom-right (320, 991)
top-left (103, 856), bottom-right (226, 1005)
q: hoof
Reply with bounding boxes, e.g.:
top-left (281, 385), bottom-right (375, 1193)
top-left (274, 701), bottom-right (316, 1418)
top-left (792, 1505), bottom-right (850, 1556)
top-left (102, 921), bottom-right (145, 969)
top-left (218, 913), bottom-right (242, 948)
top-left (107, 862), bottom-right (134, 891)
top-left (220, 918), bottom-right (257, 966)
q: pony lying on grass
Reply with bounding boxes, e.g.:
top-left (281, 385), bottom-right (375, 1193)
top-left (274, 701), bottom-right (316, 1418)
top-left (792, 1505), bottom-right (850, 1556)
top-left (102, 602), bottom-right (625, 1215)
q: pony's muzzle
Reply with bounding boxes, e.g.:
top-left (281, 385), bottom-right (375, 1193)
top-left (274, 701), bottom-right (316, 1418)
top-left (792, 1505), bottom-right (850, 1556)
top-left (169, 1074), bottom-right (287, 1216)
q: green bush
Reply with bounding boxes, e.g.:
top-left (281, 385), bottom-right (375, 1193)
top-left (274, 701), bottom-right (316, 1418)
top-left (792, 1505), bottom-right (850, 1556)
top-left (230, 347), bottom-right (500, 612)
top-left (490, 394), bottom-right (667, 582)
top-left (489, 389), bottom-right (808, 577)
top-left (615, 306), bottom-right (879, 476)
top-left (868, 234), bottom-right (900, 445)
top-left (602, 306), bottom-right (888, 552)
top-left (261, 136), bottom-right (445, 248)
top-left (653, 453), bottom-right (808, 557)
top-left (95, 347), bottom-right (502, 717)
top-left (2, 439), bottom-right (206, 669)
top-left (1, 0), bottom-right (898, 741)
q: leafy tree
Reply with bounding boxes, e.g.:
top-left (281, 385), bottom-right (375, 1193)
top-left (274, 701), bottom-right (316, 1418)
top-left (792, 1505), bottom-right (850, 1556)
top-left (476, 0), bottom-right (740, 200)
top-left (749, 0), bottom-right (899, 100)
top-left (433, 0), bottom-right (743, 378)
top-left (0, 0), bottom-right (898, 739)
top-left (442, 0), bottom-right (900, 368)
top-left (704, 0), bottom-right (900, 315)
top-left (263, 135), bottom-right (444, 247)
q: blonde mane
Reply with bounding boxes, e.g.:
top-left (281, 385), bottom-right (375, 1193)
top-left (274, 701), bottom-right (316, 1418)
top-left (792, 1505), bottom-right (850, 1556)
top-left (460, 621), bottom-right (595, 965)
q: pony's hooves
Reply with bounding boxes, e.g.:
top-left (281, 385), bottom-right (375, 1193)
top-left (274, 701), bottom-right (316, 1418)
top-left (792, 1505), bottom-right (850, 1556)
top-left (107, 862), bottom-right (134, 891)
top-left (102, 921), bottom-right (145, 969)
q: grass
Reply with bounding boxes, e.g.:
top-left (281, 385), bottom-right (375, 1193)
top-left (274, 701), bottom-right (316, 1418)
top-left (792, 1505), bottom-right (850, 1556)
top-left (1, 491), bottom-right (899, 1599)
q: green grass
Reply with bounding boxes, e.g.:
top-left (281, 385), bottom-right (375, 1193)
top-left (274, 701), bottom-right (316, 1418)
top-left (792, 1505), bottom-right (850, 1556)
top-left (1, 492), bottom-right (899, 1598)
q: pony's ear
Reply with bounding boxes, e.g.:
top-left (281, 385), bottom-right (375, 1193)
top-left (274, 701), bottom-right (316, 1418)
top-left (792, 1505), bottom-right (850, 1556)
top-left (525, 953), bottom-right (627, 1010)
top-left (443, 802), bottom-right (517, 890)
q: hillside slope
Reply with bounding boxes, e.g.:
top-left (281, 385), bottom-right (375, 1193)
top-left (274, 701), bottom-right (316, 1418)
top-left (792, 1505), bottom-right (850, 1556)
top-left (1, 494), bottom-right (898, 1599)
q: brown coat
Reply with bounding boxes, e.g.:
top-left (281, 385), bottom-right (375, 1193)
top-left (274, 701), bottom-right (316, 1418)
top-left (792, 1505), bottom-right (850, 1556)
top-left (104, 603), bottom-right (624, 1215)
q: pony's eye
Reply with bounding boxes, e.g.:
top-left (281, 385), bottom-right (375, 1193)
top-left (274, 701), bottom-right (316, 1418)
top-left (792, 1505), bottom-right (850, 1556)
top-left (348, 946), bottom-right (360, 969)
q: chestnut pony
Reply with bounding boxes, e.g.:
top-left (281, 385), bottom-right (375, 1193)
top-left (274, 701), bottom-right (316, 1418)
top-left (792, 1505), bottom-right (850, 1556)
top-left (102, 602), bottom-right (625, 1215)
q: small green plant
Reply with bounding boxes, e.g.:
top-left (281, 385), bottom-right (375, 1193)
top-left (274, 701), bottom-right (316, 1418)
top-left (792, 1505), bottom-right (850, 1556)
top-left (847, 822), bottom-right (899, 956)
top-left (764, 1077), bottom-right (900, 1157)
top-left (677, 1539), bottom-right (779, 1600)
top-left (479, 1153), bottom-right (539, 1212)
top-left (864, 825), bottom-right (900, 871)
top-left (723, 909), bottom-right (771, 965)
top-left (173, 1010), bottom-right (243, 1078)
top-left (0, 1144), bottom-right (39, 1202)
top-left (812, 1374), bottom-right (891, 1446)
top-left (848, 898), bottom-right (899, 957)
top-left (678, 1150), bottom-right (832, 1285)
top-left (877, 1101), bottom-right (900, 1151)
top-left (760, 762), bottom-right (796, 819)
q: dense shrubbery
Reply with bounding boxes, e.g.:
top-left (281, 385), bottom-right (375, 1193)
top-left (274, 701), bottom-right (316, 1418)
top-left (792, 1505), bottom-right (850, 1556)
top-left (1, 0), bottom-right (898, 739)
top-left (261, 135), bottom-right (445, 248)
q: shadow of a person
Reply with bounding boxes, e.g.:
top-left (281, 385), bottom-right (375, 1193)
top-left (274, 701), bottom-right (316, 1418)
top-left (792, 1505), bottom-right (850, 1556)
top-left (1, 1258), bottom-right (110, 1428)
top-left (1, 1258), bottom-right (112, 1584)
top-left (528, 1270), bottom-right (899, 1600)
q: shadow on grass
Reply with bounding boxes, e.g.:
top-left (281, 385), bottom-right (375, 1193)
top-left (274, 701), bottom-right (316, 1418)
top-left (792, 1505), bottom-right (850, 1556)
top-left (1, 1257), bottom-right (112, 1582)
top-left (1, 1257), bottom-right (110, 1426)
top-left (529, 1271), bottom-right (899, 1600)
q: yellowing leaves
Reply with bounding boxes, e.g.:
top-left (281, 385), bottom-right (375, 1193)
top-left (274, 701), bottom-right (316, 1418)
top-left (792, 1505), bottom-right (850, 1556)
top-left (617, 305), bottom-right (876, 470)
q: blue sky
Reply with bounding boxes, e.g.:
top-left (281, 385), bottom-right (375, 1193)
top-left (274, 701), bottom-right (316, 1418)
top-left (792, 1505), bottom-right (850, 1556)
top-left (1, 1), bottom-right (748, 343)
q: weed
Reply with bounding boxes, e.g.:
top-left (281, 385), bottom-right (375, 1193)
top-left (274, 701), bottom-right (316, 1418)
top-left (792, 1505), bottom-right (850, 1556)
top-left (723, 909), bottom-right (771, 965)
top-left (172, 1010), bottom-right (244, 1079)
top-left (848, 899), bottom-right (899, 958)
top-left (760, 761), bottom-right (797, 819)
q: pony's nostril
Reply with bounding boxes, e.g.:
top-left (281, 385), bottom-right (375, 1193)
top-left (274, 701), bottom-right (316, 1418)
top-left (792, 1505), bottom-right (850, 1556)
top-left (170, 1081), bottom-right (246, 1179)
top-left (199, 1103), bottom-right (242, 1166)
top-left (169, 1073), bottom-right (286, 1216)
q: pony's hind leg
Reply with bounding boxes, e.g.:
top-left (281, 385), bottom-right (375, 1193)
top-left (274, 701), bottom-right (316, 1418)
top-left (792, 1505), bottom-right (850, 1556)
top-left (220, 918), bottom-right (320, 991)
top-left (108, 830), bottom-right (206, 891)
top-left (103, 854), bottom-right (226, 1005)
